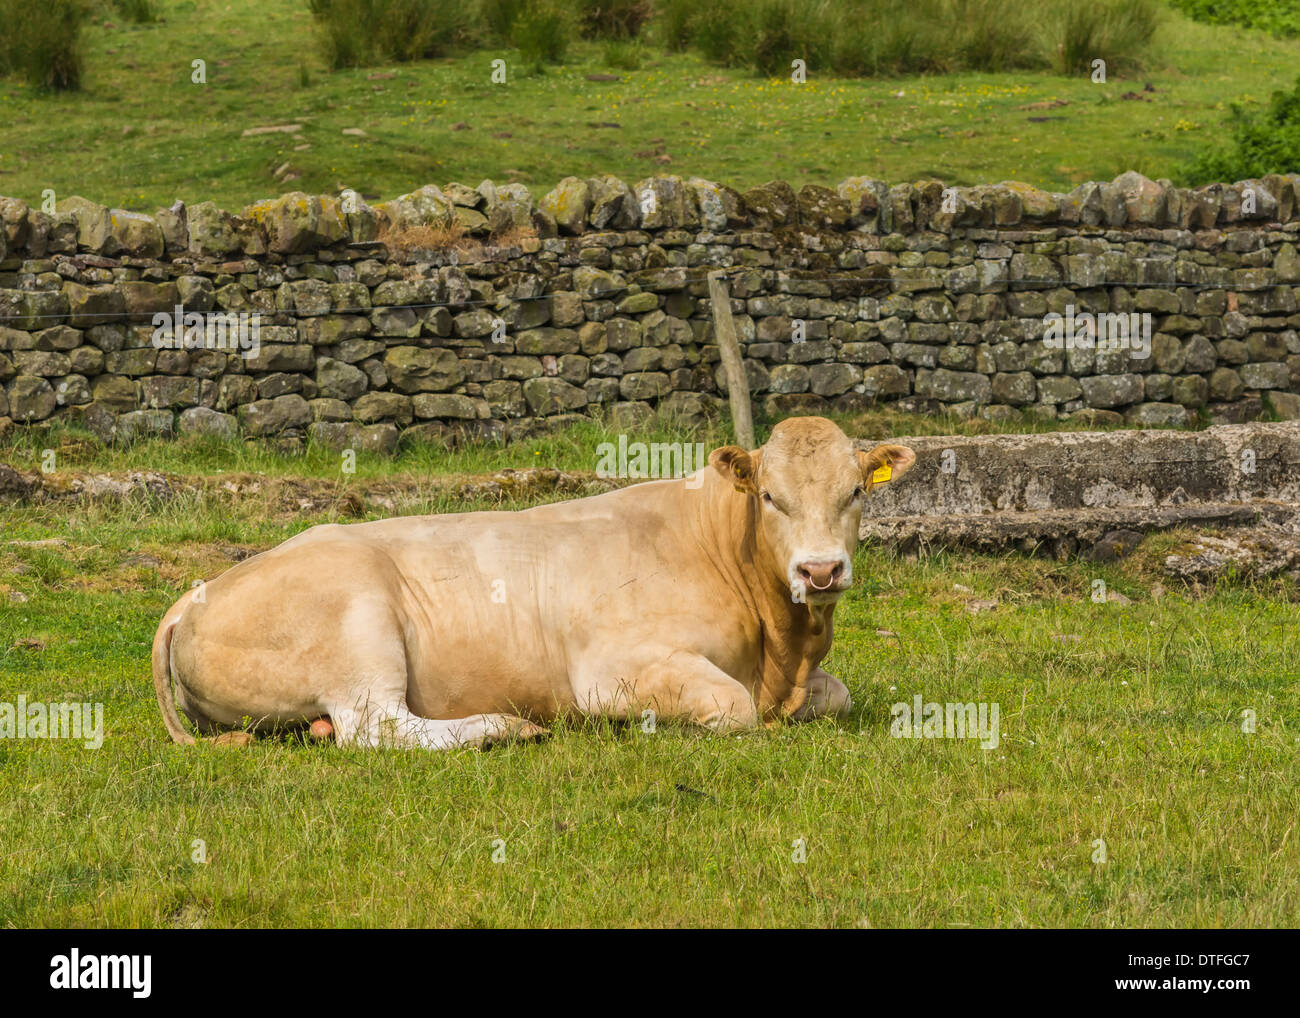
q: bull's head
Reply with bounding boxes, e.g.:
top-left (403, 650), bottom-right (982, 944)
top-left (709, 417), bottom-right (915, 605)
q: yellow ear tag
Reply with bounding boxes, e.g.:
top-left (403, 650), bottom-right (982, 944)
top-left (871, 463), bottom-right (892, 484)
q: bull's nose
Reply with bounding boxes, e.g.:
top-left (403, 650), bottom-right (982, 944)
top-left (797, 560), bottom-right (845, 590)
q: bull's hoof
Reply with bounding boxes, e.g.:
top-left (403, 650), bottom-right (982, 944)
top-left (212, 731), bottom-right (253, 748)
top-left (483, 715), bottom-right (550, 748)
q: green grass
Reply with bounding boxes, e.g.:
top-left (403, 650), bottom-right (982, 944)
top-left (1, 419), bottom-right (1298, 927)
top-left (0, 403), bottom-right (1157, 483)
top-left (1, 2), bottom-right (1297, 211)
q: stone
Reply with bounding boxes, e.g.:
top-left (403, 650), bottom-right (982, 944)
top-left (5, 376), bottom-right (56, 421)
top-left (917, 368), bottom-right (991, 403)
top-left (659, 391), bottom-right (720, 427)
top-left (607, 401), bottom-right (654, 430)
top-left (808, 363), bottom-right (860, 397)
top-left (539, 177), bottom-right (591, 235)
top-left (1265, 390), bottom-right (1300, 419)
top-left (587, 175), bottom-right (638, 230)
top-left (991, 371), bottom-right (1036, 405)
top-left (1170, 374), bottom-right (1208, 407)
top-left (861, 364), bottom-right (910, 398)
top-left (384, 346), bottom-right (461, 393)
top-left (178, 406), bottom-right (237, 439)
top-left (619, 371), bottom-right (672, 400)
top-left (1240, 362), bottom-right (1289, 389)
top-left (412, 393), bottom-right (484, 419)
top-left (1089, 529), bottom-right (1145, 562)
top-left (375, 184), bottom-right (454, 231)
top-left (64, 283), bottom-right (125, 328)
top-left (245, 192), bottom-right (347, 254)
top-left (236, 394), bottom-right (311, 436)
top-left (1271, 242), bottom-right (1300, 283)
top-left (316, 357), bottom-right (369, 400)
top-left (187, 201), bottom-right (245, 258)
top-left (634, 175), bottom-right (698, 230)
top-left (769, 364), bottom-right (810, 394)
top-left (353, 392), bottom-right (413, 425)
top-left (686, 177), bottom-right (744, 231)
top-left (141, 375), bottom-right (200, 409)
top-left (1124, 402), bottom-right (1190, 427)
top-left (523, 377), bottom-right (587, 415)
top-left (116, 409), bottom-right (175, 442)
top-left (1112, 171), bottom-right (1166, 225)
top-left (1080, 373), bottom-right (1143, 409)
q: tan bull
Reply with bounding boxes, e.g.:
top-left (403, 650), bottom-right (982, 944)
top-left (152, 416), bottom-right (916, 749)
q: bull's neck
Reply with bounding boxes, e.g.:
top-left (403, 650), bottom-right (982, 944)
top-left (690, 472), bottom-right (834, 710)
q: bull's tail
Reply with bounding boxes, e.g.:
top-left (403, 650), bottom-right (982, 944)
top-left (152, 598), bottom-right (196, 745)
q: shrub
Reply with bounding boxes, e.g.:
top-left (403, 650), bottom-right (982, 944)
top-left (1167, 0), bottom-right (1300, 39)
top-left (750, 0), bottom-right (814, 78)
top-left (113, 0), bottom-right (159, 24)
top-left (691, 0), bottom-right (744, 67)
top-left (603, 39), bottom-right (645, 70)
top-left (514, 1), bottom-right (573, 68)
top-left (480, 0), bottom-right (528, 42)
top-left (307, 0), bottom-right (476, 69)
top-left (654, 0), bottom-right (697, 51)
top-left (0, 0), bottom-right (88, 91)
top-left (576, 0), bottom-right (652, 39)
top-left (1182, 74), bottom-right (1300, 184)
top-left (673, 0), bottom-right (1159, 79)
top-left (1044, 0), bottom-right (1160, 76)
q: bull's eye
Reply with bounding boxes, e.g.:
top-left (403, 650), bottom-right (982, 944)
top-left (761, 491), bottom-right (773, 504)
top-left (852, 486), bottom-right (864, 500)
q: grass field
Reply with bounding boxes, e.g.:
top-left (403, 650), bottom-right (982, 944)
top-left (2, 2), bottom-right (1299, 210)
top-left (2, 417), bottom-right (1297, 927)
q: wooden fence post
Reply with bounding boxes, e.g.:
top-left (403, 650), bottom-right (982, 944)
top-left (707, 270), bottom-right (755, 450)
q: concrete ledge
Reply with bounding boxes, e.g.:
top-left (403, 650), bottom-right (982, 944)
top-left (858, 422), bottom-right (1300, 553)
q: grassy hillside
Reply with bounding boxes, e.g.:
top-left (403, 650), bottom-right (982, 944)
top-left (0, 1), bottom-right (1297, 211)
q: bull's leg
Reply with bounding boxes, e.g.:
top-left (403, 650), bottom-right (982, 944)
top-left (325, 698), bottom-right (546, 750)
top-left (789, 667), bottom-right (852, 722)
top-left (576, 649), bottom-right (759, 733)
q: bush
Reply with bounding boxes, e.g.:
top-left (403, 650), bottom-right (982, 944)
top-left (603, 39), bottom-right (644, 69)
top-left (1167, 0), bottom-right (1300, 39)
top-left (576, 0), bottom-right (652, 39)
top-left (480, 0), bottom-right (528, 42)
top-left (1045, 0), bottom-right (1159, 76)
top-left (113, 0), bottom-right (159, 24)
top-left (751, 0), bottom-right (818, 78)
top-left (514, 1), bottom-right (572, 68)
top-left (0, 0), bottom-right (88, 90)
top-left (653, 0), bottom-right (695, 51)
top-left (1182, 74), bottom-right (1300, 184)
top-left (307, 0), bottom-right (477, 69)
top-left (667, 0), bottom-right (1159, 79)
top-left (691, 0), bottom-right (744, 67)
top-left (308, 0), bottom-right (1160, 79)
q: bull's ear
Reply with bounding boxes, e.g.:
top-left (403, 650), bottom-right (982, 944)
top-left (856, 443), bottom-right (916, 487)
top-left (709, 445), bottom-right (761, 494)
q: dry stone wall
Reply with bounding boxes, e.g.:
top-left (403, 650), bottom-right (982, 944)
top-left (2, 170), bottom-right (1300, 450)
